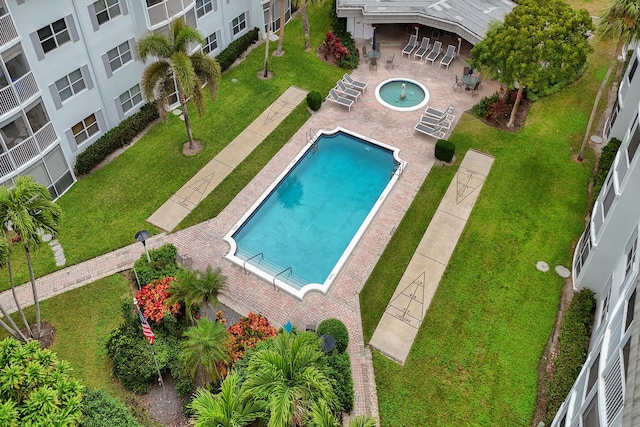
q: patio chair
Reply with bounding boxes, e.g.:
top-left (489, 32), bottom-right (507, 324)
top-left (424, 105), bottom-right (455, 122)
top-left (362, 45), bottom-right (369, 63)
top-left (343, 73), bottom-right (368, 92)
top-left (452, 75), bottom-right (465, 91)
top-left (336, 80), bottom-right (361, 102)
top-left (420, 114), bottom-right (452, 129)
top-left (385, 53), bottom-right (395, 69)
top-left (369, 57), bottom-right (378, 71)
top-left (414, 122), bottom-right (445, 139)
top-left (424, 41), bottom-right (442, 65)
top-left (402, 34), bottom-right (418, 57)
top-left (470, 81), bottom-right (480, 96)
top-left (413, 37), bottom-right (431, 60)
top-left (326, 89), bottom-right (354, 111)
top-left (463, 66), bottom-right (470, 76)
top-left (439, 45), bottom-right (457, 69)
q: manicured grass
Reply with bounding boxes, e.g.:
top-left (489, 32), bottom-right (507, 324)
top-left (1, 0), bottom-right (341, 292)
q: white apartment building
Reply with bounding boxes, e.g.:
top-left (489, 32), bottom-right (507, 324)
top-left (0, 0), bottom-right (290, 198)
top-left (551, 45), bottom-right (640, 427)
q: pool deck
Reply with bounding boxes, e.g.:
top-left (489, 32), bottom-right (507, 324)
top-left (0, 42), bottom-right (500, 421)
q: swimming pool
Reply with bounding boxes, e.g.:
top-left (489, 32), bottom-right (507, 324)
top-left (224, 128), bottom-right (405, 299)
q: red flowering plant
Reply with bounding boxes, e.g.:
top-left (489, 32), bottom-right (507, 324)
top-left (227, 312), bottom-right (277, 362)
top-left (134, 277), bottom-right (181, 323)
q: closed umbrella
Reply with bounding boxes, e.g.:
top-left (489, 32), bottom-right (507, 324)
top-left (372, 27), bottom-right (377, 51)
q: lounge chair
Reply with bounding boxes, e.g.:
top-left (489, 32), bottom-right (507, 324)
top-left (326, 89), bottom-right (354, 111)
top-left (335, 80), bottom-right (361, 102)
top-left (401, 34), bottom-right (418, 57)
top-left (424, 41), bottom-right (442, 65)
top-left (424, 105), bottom-right (455, 122)
top-left (343, 73), bottom-right (368, 92)
top-left (439, 45), bottom-right (456, 69)
top-left (413, 37), bottom-right (431, 60)
top-left (414, 122), bottom-right (445, 139)
top-left (420, 115), bottom-right (452, 129)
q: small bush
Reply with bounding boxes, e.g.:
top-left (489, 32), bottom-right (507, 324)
top-left (325, 351), bottom-right (354, 412)
top-left (316, 318), bottom-right (349, 353)
top-left (215, 27), bottom-right (260, 72)
top-left (593, 138), bottom-right (622, 200)
top-left (75, 102), bottom-right (159, 175)
top-left (133, 243), bottom-right (179, 286)
top-left (135, 277), bottom-right (181, 323)
top-left (435, 139), bottom-right (455, 163)
top-left (330, 1), bottom-right (359, 69)
top-left (470, 92), bottom-right (500, 118)
top-left (80, 388), bottom-right (142, 427)
top-left (545, 288), bottom-right (596, 423)
top-left (227, 312), bottom-right (278, 363)
top-left (307, 91), bottom-right (322, 111)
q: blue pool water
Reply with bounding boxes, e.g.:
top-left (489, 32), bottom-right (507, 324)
top-left (228, 130), bottom-right (400, 291)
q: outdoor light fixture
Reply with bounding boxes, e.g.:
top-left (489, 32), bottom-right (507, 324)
top-left (321, 334), bottom-right (336, 353)
top-left (134, 229), bottom-right (151, 263)
top-left (457, 37), bottom-right (462, 55)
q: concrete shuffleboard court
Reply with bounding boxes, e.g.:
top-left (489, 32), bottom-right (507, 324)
top-left (369, 149), bottom-right (494, 364)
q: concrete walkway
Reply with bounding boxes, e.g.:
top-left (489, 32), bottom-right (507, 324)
top-left (369, 150), bottom-right (494, 364)
top-left (147, 86), bottom-right (308, 232)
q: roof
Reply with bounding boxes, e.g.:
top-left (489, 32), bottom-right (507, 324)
top-left (336, 0), bottom-right (516, 44)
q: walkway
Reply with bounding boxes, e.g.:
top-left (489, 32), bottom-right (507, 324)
top-left (147, 86), bottom-right (308, 232)
top-left (369, 150), bottom-right (494, 364)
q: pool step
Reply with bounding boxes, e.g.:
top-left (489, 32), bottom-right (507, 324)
top-left (236, 248), bottom-right (309, 290)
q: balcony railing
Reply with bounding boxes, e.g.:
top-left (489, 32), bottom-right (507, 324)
top-left (0, 122), bottom-right (58, 179)
top-left (0, 13), bottom-right (19, 48)
top-left (147, 0), bottom-right (194, 27)
top-left (0, 71), bottom-right (39, 116)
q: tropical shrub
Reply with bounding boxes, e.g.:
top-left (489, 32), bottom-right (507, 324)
top-left (133, 243), bottom-right (179, 286)
top-left (215, 27), bottom-right (260, 72)
top-left (435, 139), bottom-right (455, 163)
top-left (470, 92), bottom-right (500, 118)
top-left (593, 138), bottom-right (622, 201)
top-left (546, 288), bottom-right (596, 423)
top-left (307, 90), bottom-right (322, 111)
top-left (80, 388), bottom-right (142, 427)
top-left (135, 277), bottom-right (181, 323)
top-left (227, 312), bottom-right (278, 362)
top-left (0, 338), bottom-right (84, 426)
top-left (326, 351), bottom-right (355, 413)
top-left (75, 102), bottom-right (159, 175)
top-left (316, 318), bottom-right (349, 353)
top-left (329, 1), bottom-right (359, 69)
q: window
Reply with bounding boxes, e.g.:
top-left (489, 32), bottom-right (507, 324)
top-left (625, 289), bottom-right (636, 331)
top-left (602, 182), bottom-right (615, 217)
top-left (55, 69), bottom-right (86, 101)
top-left (106, 41), bottom-right (133, 73)
top-left (232, 12), bottom-right (246, 35)
top-left (119, 84), bottom-right (143, 114)
top-left (627, 126), bottom-right (640, 164)
top-left (626, 239), bottom-right (637, 279)
top-left (629, 57), bottom-right (638, 83)
top-left (37, 18), bottom-right (71, 53)
top-left (582, 394), bottom-right (600, 427)
top-left (94, 0), bottom-right (121, 25)
top-left (146, 0), bottom-right (163, 6)
top-left (586, 354), bottom-right (600, 394)
top-left (202, 32), bottom-right (218, 54)
top-left (71, 114), bottom-right (99, 144)
top-left (196, 0), bottom-right (216, 18)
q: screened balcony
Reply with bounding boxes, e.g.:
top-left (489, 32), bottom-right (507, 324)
top-left (146, 0), bottom-right (195, 27)
top-left (0, 1), bottom-right (18, 48)
top-left (0, 46), bottom-right (39, 116)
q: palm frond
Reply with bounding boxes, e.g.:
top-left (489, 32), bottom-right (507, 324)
top-left (137, 33), bottom-right (173, 61)
top-left (171, 51), bottom-right (197, 97)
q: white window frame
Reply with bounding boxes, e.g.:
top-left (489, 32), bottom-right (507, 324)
top-left (37, 18), bottom-right (71, 53)
top-left (71, 113), bottom-right (99, 144)
top-left (119, 84), bottom-right (143, 114)
top-left (107, 41), bottom-right (133, 73)
top-left (196, 0), bottom-right (216, 18)
top-left (94, 0), bottom-right (122, 25)
top-left (202, 31), bottom-right (219, 54)
top-left (232, 12), bottom-right (246, 36)
top-left (55, 69), bottom-right (86, 102)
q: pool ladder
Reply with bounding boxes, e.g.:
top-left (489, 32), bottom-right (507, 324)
top-left (307, 128), bottom-right (319, 154)
top-left (273, 266), bottom-right (293, 291)
top-left (243, 252), bottom-right (263, 274)
top-left (390, 163), bottom-right (404, 179)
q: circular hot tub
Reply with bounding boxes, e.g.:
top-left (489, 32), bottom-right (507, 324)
top-left (375, 78), bottom-right (429, 112)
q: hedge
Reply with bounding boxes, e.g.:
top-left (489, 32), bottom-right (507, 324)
top-left (317, 318), bottom-right (349, 353)
top-left (80, 388), bottom-right (142, 427)
top-left (545, 288), bottom-right (596, 423)
top-left (330, 0), bottom-right (359, 69)
top-left (75, 102), bottom-right (159, 175)
top-left (593, 138), bottom-right (622, 203)
top-left (325, 351), bottom-right (355, 413)
top-left (215, 27), bottom-right (260, 72)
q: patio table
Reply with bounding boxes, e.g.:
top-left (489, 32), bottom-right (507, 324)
top-left (366, 50), bottom-right (382, 59)
top-left (462, 74), bottom-right (478, 88)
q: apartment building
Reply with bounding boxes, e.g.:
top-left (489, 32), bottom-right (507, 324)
top-left (551, 45), bottom-right (640, 427)
top-left (0, 0), bottom-right (290, 198)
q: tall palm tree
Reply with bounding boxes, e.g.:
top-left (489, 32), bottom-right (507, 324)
top-left (578, 0), bottom-right (640, 160)
top-left (276, 0), bottom-right (286, 55)
top-left (264, 0), bottom-right (274, 78)
top-left (0, 176), bottom-right (62, 340)
top-left (181, 318), bottom-right (231, 386)
top-left (291, 0), bottom-right (319, 51)
top-left (0, 238), bottom-right (28, 342)
top-left (242, 332), bottom-right (338, 427)
top-left (189, 371), bottom-right (266, 427)
top-left (138, 19), bottom-right (221, 150)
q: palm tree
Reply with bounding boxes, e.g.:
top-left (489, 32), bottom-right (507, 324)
top-left (348, 415), bottom-right (378, 427)
top-left (291, 0), bottom-right (319, 51)
top-left (0, 238), bottom-right (28, 342)
top-left (166, 266), bottom-right (226, 323)
top-left (264, 0), bottom-right (274, 78)
top-left (138, 19), bottom-right (221, 150)
top-left (165, 268), bottom-right (199, 323)
top-left (242, 332), bottom-right (338, 427)
top-left (0, 176), bottom-right (62, 340)
top-left (194, 266), bottom-right (226, 310)
top-left (189, 371), bottom-right (266, 427)
top-left (276, 0), bottom-right (286, 55)
top-left (309, 400), bottom-right (339, 427)
top-left (181, 318), bottom-right (231, 386)
top-left (578, 0), bottom-right (640, 160)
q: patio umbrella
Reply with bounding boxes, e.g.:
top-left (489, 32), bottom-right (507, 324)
top-left (372, 27), bottom-right (377, 51)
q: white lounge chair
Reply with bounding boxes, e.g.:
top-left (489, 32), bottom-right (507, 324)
top-left (401, 35), bottom-right (418, 57)
top-left (335, 80), bottom-right (361, 102)
top-left (439, 45), bottom-right (457, 69)
top-left (413, 37), bottom-right (431, 60)
top-left (425, 41), bottom-right (442, 65)
top-left (420, 115), bottom-right (452, 129)
top-left (424, 105), bottom-right (455, 122)
top-left (414, 122), bottom-right (445, 139)
top-left (326, 89), bottom-right (354, 111)
top-left (342, 73), bottom-right (367, 92)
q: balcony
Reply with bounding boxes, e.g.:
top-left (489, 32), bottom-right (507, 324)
top-left (0, 13), bottom-right (18, 48)
top-left (147, 0), bottom-right (195, 27)
top-left (0, 122), bottom-right (57, 179)
top-left (0, 72), bottom-right (38, 116)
